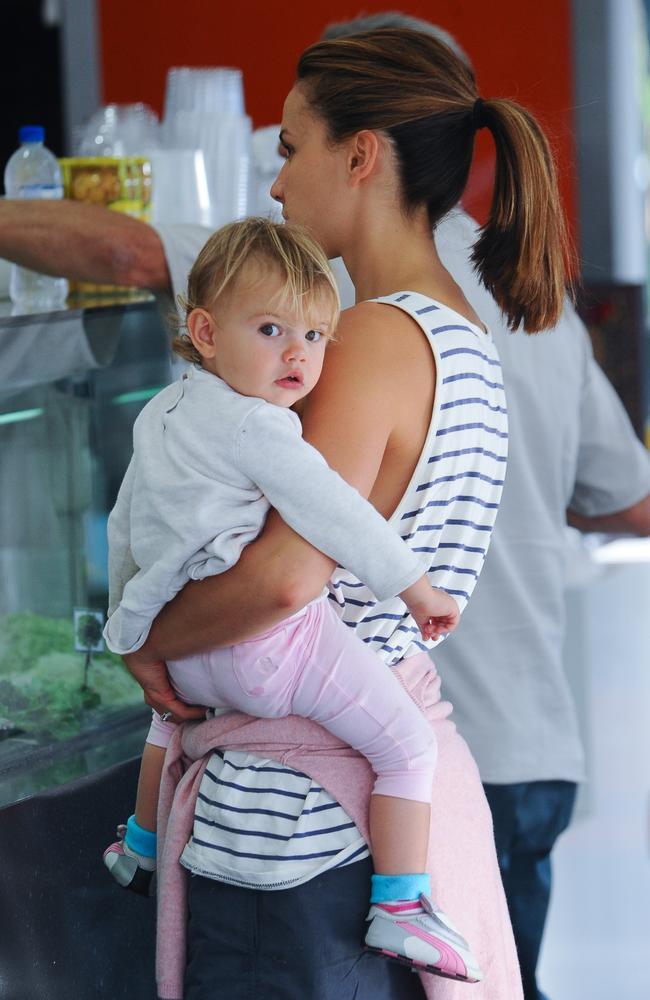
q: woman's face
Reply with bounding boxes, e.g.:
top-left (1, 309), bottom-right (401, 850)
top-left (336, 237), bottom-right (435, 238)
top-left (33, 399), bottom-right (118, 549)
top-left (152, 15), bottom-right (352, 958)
top-left (271, 86), bottom-right (353, 259)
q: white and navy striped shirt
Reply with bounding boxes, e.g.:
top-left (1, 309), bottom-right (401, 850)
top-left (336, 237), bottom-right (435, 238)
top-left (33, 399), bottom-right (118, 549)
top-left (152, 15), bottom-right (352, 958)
top-left (180, 291), bottom-right (508, 889)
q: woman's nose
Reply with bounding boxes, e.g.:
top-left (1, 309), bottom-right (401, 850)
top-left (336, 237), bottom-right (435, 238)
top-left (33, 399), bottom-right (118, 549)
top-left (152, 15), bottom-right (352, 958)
top-left (270, 171), bottom-right (284, 204)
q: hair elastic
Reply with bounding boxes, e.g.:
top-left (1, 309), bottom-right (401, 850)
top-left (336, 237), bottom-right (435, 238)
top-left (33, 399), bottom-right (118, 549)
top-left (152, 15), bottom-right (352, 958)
top-left (472, 97), bottom-right (488, 131)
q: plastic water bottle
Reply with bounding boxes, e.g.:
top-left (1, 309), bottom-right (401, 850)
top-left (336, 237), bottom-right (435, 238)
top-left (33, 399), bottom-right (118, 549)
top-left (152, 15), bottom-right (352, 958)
top-left (4, 125), bottom-right (69, 311)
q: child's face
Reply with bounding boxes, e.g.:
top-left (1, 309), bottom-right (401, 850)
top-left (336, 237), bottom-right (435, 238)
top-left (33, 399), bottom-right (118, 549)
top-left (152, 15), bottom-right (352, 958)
top-left (189, 263), bottom-right (333, 407)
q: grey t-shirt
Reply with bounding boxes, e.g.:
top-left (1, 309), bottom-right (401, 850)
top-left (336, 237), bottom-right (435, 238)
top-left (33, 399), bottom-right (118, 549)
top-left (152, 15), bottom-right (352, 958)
top-left (433, 210), bottom-right (650, 783)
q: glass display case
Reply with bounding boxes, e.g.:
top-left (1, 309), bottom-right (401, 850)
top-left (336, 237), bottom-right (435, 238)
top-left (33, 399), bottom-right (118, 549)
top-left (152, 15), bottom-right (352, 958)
top-left (0, 295), bottom-right (174, 806)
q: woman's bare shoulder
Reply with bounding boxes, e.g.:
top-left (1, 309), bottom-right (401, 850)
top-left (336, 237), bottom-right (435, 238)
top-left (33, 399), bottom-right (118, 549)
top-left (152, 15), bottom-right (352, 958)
top-left (313, 297), bottom-right (434, 437)
top-left (336, 301), bottom-right (424, 351)
top-left (304, 298), bottom-right (435, 509)
top-left (337, 299), bottom-right (416, 334)
top-left (310, 299), bottom-right (424, 416)
top-left (333, 299), bottom-right (433, 371)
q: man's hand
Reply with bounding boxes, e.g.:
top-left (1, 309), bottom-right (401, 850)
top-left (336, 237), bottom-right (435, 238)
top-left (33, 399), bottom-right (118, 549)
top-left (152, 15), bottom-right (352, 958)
top-left (122, 649), bottom-right (207, 723)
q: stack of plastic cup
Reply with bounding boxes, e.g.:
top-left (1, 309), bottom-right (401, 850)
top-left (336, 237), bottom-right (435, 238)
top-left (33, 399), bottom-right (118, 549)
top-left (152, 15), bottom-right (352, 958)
top-left (163, 67), bottom-right (245, 119)
top-left (154, 67), bottom-right (251, 228)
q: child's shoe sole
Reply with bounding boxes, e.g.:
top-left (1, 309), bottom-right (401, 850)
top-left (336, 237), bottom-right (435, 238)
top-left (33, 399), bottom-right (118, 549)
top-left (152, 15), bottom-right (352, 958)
top-left (103, 841), bottom-right (154, 897)
top-left (365, 944), bottom-right (478, 983)
top-left (364, 895), bottom-right (482, 983)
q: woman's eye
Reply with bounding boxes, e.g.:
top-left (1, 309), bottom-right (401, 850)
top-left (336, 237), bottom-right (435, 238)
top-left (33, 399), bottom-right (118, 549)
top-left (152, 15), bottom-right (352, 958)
top-left (279, 142), bottom-right (293, 160)
top-left (259, 323), bottom-right (281, 337)
top-left (305, 329), bottom-right (322, 343)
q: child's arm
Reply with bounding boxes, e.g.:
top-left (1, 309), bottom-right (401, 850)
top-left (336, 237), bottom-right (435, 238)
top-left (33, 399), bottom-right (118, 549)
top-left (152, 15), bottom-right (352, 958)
top-left (237, 405), bottom-right (430, 603)
top-left (106, 457), bottom-right (139, 614)
top-left (399, 576), bottom-right (460, 642)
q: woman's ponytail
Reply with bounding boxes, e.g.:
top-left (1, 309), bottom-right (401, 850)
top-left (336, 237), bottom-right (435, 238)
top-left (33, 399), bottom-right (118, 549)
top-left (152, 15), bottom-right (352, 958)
top-left (297, 29), bottom-right (573, 332)
top-left (470, 99), bottom-right (573, 333)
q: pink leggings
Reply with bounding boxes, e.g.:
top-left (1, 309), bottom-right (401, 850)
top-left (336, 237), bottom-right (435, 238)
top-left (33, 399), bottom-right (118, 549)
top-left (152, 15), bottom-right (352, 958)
top-left (148, 596), bottom-right (436, 802)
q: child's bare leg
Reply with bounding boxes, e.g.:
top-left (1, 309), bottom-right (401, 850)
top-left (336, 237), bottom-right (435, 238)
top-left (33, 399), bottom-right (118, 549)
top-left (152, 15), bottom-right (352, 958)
top-left (103, 742), bottom-right (165, 893)
top-left (369, 794), bottom-right (430, 873)
top-left (365, 793), bottom-right (483, 982)
top-left (134, 742), bottom-right (166, 832)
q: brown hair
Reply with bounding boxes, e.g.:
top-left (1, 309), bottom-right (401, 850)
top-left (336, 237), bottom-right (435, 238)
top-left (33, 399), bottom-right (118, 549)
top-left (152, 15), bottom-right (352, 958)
top-left (172, 217), bottom-right (340, 364)
top-left (297, 28), bottom-right (573, 332)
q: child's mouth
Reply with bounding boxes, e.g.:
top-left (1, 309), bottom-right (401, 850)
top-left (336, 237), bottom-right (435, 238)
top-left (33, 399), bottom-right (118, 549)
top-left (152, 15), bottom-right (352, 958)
top-left (276, 372), bottom-right (303, 388)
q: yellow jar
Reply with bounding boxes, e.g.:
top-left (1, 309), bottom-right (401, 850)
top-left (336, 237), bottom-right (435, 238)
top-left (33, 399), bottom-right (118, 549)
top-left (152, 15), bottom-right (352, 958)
top-left (59, 156), bottom-right (152, 295)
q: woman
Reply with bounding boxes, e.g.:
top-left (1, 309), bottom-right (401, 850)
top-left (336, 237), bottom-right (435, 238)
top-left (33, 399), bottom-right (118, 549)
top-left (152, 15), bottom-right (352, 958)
top-left (125, 28), bottom-right (569, 1000)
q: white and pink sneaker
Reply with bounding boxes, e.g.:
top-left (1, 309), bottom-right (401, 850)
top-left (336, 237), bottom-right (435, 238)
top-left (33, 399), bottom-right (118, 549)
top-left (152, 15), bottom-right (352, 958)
top-left (364, 894), bottom-right (483, 983)
top-left (103, 824), bottom-right (156, 897)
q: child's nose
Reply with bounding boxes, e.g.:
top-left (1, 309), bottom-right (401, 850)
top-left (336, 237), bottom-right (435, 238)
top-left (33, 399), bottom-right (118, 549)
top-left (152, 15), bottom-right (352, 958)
top-left (282, 337), bottom-right (306, 363)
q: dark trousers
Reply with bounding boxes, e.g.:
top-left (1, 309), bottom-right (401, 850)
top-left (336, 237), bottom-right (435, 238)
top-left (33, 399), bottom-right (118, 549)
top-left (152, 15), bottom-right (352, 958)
top-left (184, 856), bottom-right (424, 1000)
top-left (483, 780), bottom-right (577, 1000)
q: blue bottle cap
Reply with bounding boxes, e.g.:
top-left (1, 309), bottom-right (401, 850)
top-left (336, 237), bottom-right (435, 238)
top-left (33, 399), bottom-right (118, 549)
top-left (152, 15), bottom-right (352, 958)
top-left (18, 125), bottom-right (45, 143)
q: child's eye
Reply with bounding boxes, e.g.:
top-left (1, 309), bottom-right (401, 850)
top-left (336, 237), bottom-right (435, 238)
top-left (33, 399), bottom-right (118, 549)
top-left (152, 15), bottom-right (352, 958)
top-left (259, 323), bottom-right (281, 337)
top-left (279, 142), bottom-right (293, 159)
top-left (305, 329), bottom-right (322, 343)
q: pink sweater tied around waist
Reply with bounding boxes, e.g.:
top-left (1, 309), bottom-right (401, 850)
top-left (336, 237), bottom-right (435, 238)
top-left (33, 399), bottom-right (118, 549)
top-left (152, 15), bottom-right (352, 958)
top-left (156, 652), bottom-right (451, 1000)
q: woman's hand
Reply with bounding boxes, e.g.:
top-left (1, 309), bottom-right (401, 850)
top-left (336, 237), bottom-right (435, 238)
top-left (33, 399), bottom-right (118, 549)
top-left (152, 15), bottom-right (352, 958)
top-left (122, 648), bottom-right (207, 722)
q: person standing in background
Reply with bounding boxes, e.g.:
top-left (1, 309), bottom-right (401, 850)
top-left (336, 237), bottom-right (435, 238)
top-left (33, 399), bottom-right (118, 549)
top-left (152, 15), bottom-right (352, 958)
top-left (432, 200), bottom-right (650, 1000)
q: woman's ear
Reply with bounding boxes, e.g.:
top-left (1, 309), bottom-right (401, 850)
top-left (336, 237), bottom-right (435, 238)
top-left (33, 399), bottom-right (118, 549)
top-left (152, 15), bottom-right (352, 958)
top-left (186, 308), bottom-right (218, 359)
top-left (348, 130), bottom-right (380, 186)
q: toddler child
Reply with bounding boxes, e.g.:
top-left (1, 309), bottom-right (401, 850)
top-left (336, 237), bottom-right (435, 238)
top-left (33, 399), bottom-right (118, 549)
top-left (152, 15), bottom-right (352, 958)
top-left (103, 218), bottom-right (481, 983)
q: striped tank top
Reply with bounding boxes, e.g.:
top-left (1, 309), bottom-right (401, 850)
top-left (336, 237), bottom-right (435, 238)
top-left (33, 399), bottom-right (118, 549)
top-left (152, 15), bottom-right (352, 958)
top-left (180, 291), bottom-right (508, 889)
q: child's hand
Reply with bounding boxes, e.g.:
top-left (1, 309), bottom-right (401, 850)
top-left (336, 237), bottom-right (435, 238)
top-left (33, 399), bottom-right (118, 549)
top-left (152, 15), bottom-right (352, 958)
top-left (417, 599), bottom-right (459, 642)
top-left (400, 577), bottom-right (460, 642)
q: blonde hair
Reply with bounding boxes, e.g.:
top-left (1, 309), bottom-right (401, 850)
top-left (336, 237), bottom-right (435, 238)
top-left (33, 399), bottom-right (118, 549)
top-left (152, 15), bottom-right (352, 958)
top-left (172, 217), bottom-right (341, 363)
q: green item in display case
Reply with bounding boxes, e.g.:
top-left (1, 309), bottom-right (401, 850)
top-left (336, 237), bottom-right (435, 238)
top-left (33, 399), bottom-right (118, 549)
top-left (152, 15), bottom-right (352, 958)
top-left (73, 608), bottom-right (105, 694)
top-left (0, 612), bottom-right (141, 741)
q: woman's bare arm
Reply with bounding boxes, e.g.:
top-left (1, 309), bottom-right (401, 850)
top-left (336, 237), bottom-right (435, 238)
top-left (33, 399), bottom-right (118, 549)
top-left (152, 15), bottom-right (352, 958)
top-left (122, 512), bottom-right (337, 719)
top-left (141, 512), bottom-right (336, 662)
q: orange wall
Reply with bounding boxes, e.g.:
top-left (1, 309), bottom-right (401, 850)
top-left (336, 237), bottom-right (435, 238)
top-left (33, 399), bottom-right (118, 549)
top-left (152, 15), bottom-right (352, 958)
top-left (98, 0), bottom-right (576, 229)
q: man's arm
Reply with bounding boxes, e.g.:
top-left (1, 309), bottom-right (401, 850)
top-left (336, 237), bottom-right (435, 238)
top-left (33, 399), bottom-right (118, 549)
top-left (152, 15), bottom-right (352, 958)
top-left (568, 493), bottom-right (650, 535)
top-left (0, 199), bottom-right (170, 288)
top-left (566, 304), bottom-right (650, 529)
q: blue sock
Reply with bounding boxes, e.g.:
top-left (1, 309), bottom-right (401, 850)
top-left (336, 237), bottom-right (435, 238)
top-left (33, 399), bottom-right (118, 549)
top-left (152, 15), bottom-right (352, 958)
top-left (124, 814), bottom-right (157, 859)
top-left (370, 872), bottom-right (431, 903)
